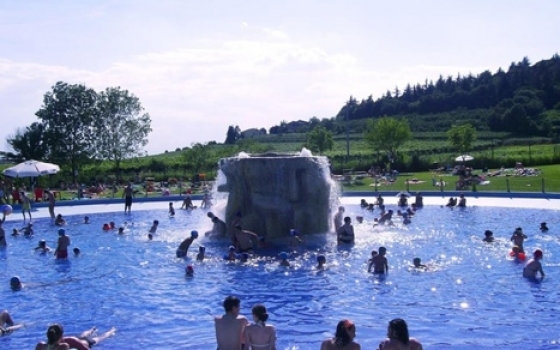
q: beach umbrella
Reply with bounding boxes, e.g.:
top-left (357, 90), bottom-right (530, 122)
top-left (455, 155), bottom-right (474, 162)
top-left (2, 160), bottom-right (60, 178)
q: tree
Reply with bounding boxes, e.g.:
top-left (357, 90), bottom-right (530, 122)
top-left (447, 123), bottom-right (477, 155)
top-left (183, 143), bottom-right (211, 176)
top-left (364, 117), bottom-right (411, 162)
top-left (224, 125), bottom-right (241, 144)
top-left (305, 126), bottom-right (334, 155)
top-left (5, 122), bottom-right (49, 162)
top-left (35, 81), bottom-right (98, 182)
top-left (95, 87), bottom-right (152, 179)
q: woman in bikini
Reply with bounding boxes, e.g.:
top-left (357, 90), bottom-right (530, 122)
top-left (242, 304), bottom-right (277, 350)
top-left (320, 319), bottom-right (360, 350)
top-left (36, 324), bottom-right (116, 350)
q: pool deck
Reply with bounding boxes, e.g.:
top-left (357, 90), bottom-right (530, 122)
top-left (3, 192), bottom-right (559, 223)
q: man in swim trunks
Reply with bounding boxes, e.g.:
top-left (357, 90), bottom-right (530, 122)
top-left (176, 230), bottom-right (198, 258)
top-left (523, 249), bottom-right (545, 279)
top-left (54, 229), bottom-right (70, 259)
top-left (370, 247), bottom-right (389, 274)
top-left (233, 225), bottom-right (259, 253)
top-left (215, 296), bottom-right (249, 350)
top-left (122, 183), bottom-right (134, 214)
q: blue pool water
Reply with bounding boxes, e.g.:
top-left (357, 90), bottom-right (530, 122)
top-left (1, 201), bottom-right (560, 349)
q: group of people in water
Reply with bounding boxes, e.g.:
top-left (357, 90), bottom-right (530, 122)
top-left (214, 295), bottom-right (422, 350)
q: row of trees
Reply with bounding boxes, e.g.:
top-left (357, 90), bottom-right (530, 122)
top-left (4, 81), bottom-right (152, 181)
top-left (265, 54), bottom-right (560, 138)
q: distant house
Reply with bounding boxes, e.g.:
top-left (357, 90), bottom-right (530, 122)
top-left (241, 128), bottom-right (266, 138)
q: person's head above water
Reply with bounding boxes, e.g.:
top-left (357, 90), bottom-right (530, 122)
top-left (46, 324), bottom-right (64, 345)
top-left (344, 216), bottom-right (351, 223)
top-left (191, 230), bottom-right (199, 238)
top-left (413, 257), bottom-right (422, 267)
top-left (207, 212), bottom-right (215, 219)
top-left (534, 249), bottom-right (543, 259)
top-left (153, 220), bottom-right (159, 225)
top-left (317, 255), bottom-right (326, 264)
top-left (58, 228), bottom-right (65, 236)
top-left (73, 247), bottom-right (80, 256)
top-left (10, 276), bottom-right (22, 290)
top-left (279, 252), bottom-right (288, 260)
top-left (484, 230), bottom-right (493, 237)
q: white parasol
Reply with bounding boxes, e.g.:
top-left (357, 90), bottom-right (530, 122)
top-left (455, 155), bottom-right (474, 162)
top-left (2, 160), bottom-right (60, 178)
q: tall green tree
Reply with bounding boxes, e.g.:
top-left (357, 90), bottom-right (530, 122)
top-left (224, 125), bottom-right (241, 144)
top-left (364, 117), bottom-right (411, 161)
top-left (305, 125), bottom-right (334, 155)
top-left (95, 87), bottom-right (152, 179)
top-left (35, 81), bottom-right (98, 182)
top-left (5, 122), bottom-right (49, 162)
top-left (447, 123), bottom-right (477, 155)
top-left (183, 143), bottom-right (211, 176)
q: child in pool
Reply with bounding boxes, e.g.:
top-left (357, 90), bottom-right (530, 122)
top-left (196, 246), bottom-right (206, 261)
top-left (118, 227), bottom-right (125, 235)
top-left (226, 246), bottom-right (236, 261)
top-left (540, 222), bottom-right (549, 232)
top-left (169, 202), bottom-right (175, 216)
top-left (369, 247), bottom-right (389, 274)
top-left (317, 255), bottom-right (326, 269)
top-left (482, 230), bottom-right (494, 242)
top-left (523, 249), bottom-right (545, 279)
top-left (149, 220), bottom-right (159, 234)
top-left (73, 247), bottom-right (80, 256)
top-left (279, 252), bottom-right (290, 267)
top-left (412, 257), bottom-right (427, 269)
top-left (367, 250), bottom-right (378, 272)
top-left (185, 265), bottom-right (194, 277)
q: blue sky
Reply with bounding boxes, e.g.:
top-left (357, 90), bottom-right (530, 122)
top-left (1, 0), bottom-right (559, 154)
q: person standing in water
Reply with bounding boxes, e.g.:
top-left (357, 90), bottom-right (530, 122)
top-left (54, 229), bottom-right (70, 259)
top-left (122, 183), bottom-right (134, 214)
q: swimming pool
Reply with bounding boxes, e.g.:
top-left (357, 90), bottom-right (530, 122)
top-left (1, 198), bottom-right (560, 349)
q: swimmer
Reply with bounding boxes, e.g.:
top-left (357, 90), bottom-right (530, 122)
top-left (414, 192), bottom-right (423, 207)
top-left (83, 216), bottom-right (90, 224)
top-left (398, 193), bottom-right (408, 207)
top-left (205, 213), bottom-right (227, 238)
top-left (457, 193), bottom-right (466, 207)
top-left (54, 229), bottom-right (70, 259)
top-left (227, 246), bottom-right (237, 261)
top-left (379, 210), bottom-right (394, 225)
top-left (445, 197), bottom-right (456, 207)
top-left (317, 255), bottom-right (326, 269)
top-left (73, 248), bottom-right (81, 257)
top-left (102, 223), bottom-right (111, 231)
top-left (196, 246), bottom-right (206, 261)
top-left (181, 195), bottom-right (195, 210)
top-left (169, 202), bottom-right (175, 216)
top-left (510, 227), bottom-right (527, 253)
top-left (176, 230), bottom-right (198, 258)
top-left (482, 230), bottom-right (494, 243)
top-left (34, 240), bottom-right (51, 254)
top-left (356, 216), bottom-right (364, 224)
top-left (0, 215), bottom-right (5, 248)
top-left (321, 319), bottom-right (359, 350)
top-left (22, 223), bottom-right (34, 237)
top-left (185, 265), bottom-right (194, 277)
top-left (149, 220), bottom-right (159, 234)
top-left (367, 250), bottom-right (378, 272)
top-left (402, 213), bottom-right (411, 225)
top-left (369, 247), bottom-right (388, 274)
top-left (240, 252), bottom-right (249, 263)
top-left (109, 222), bottom-right (116, 230)
top-left (360, 199), bottom-right (368, 208)
top-left (396, 210), bottom-right (403, 217)
top-left (54, 214), bottom-right (66, 226)
top-left (412, 257), bottom-right (427, 269)
top-left (118, 227), bottom-right (124, 235)
top-left (11, 228), bottom-right (19, 237)
top-left (200, 191), bottom-right (212, 209)
top-left (406, 208), bottom-right (415, 216)
top-left (540, 222), bottom-right (549, 232)
top-left (523, 249), bottom-right (545, 279)
top-left (0, 310), bottom-right (17, 336)
top-left (10, 276), bottom-right (22, 291)
top-left (233, 225), bottom-right (260, 253)
top-left (289, 229), bottom-right (303, 247)
top-left (35, 324), bottom-right (116, 350)
top-left (375, 195), bottom-right (384, 206)
top-left (366, 203), bottom-right (374, 212)
top-left (333, 206), bottom-right (345, 232)
top-left (279, 252), bottom-right (290, 267)
top-left (337, 217), bottom-right (355, 244)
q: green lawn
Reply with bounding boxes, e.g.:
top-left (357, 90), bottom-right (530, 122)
top-left (340, 164), bottom-right (560, 193)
